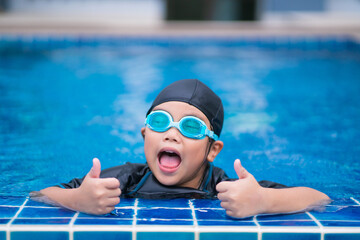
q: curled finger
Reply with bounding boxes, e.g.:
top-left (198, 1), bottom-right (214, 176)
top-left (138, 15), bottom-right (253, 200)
top-left (226, 210), bottom-right (234, 217)
top-left (217, 192), bottom-right (228, 201)
top-left (216, 181), bottom-right (231, 193)
top-left (220, 201), bottom-right (230, 210)
top-left (104, 178), bottom-right (121, 189)
top-left (106, 197), bottom-right (120, 207)
top-left (105, 206), bottom-right (115, 214)
top-left (106, 188), bottom-right (121, 198)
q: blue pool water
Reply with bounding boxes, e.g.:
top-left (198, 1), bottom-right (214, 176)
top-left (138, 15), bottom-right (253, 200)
top-left (0, 36), bottom-right (360, 201)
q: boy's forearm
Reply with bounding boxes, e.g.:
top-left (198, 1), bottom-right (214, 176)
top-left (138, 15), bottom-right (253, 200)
top-left (39, 187), bottom-right (79, 211)
top-left (262, 187), bottom-right (331, 214)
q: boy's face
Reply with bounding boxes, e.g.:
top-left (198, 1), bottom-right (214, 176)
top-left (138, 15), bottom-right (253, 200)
top-left (141, 101), bottom-right (223, 189)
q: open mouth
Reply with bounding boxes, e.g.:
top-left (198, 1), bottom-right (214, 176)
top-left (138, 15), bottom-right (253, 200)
top-left (158, 149), bottom-right (181, 173)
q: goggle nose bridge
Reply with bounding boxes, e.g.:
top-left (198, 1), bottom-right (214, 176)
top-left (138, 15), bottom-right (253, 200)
top-left (165, 121), bottom-right (181, 132)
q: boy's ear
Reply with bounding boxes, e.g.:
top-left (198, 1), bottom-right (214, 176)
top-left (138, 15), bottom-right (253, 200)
top-left (141, 127), bottom-right (146, 139)
top-left (207, 140), bottom-right (224, 162)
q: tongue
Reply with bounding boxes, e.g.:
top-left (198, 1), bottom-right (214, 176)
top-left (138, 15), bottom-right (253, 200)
top-left (160, 154), bottom-right (181, 168)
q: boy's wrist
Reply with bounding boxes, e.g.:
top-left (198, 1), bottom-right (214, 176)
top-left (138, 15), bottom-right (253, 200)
top-left (259, 187), bottom-right (274, 214)
top-left (67, 188), bottom-right (83, 212)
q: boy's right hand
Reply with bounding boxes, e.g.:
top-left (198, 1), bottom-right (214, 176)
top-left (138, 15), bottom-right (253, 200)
top-left (73, 158), bottom-right (121, 215)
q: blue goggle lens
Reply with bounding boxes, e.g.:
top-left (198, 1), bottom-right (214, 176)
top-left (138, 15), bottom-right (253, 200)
top-left (181, 118), bottom-right (202, 135)
top-left (148, 112), bottom-right (170, 131)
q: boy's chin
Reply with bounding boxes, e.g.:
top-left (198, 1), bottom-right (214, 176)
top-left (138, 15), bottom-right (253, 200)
top-left (155, 174), bottom-right (180, 186)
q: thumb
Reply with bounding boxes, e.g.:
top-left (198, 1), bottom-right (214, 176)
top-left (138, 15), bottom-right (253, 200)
top-left (234, 159), bottom-right (248, 179)
top-left (88, 158), bottom-right (101, 178)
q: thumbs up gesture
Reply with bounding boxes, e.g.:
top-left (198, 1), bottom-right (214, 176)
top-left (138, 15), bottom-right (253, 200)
top-left (73, 158), bottom-right (121, 215)
top-left (216, 159), bottom-right (266, 218)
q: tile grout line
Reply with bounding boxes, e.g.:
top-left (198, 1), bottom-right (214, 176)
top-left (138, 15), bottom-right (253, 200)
top-left (189, 200), bottom-right (199, 240)
top-left (253, 215), bottom-right (262, 240)
top-left (6, 197), bottom-right (29, 240)
top-left (68, 211), bottom-right (80, 240)
top-left (132, 198), bottom-right (139, 240)
top-left (1, 205), bottom-right (133, 209)
top-left (350, 197), bottom-right (360, 205)
top-left (306, 211), bottom-right (324, 240)
top-left (0, 205), bottom-right (57, 208)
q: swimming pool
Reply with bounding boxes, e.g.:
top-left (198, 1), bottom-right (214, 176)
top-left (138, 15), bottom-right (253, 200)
top-left (0, 35), bottom-right (360, 239)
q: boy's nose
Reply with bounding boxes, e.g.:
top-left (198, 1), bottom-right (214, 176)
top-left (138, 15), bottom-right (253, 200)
top-left (163, 127), bottom-right (182, 143)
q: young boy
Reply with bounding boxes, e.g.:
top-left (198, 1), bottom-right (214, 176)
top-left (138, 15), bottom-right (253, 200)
top-left (37, 79), bottom-right (330, 218)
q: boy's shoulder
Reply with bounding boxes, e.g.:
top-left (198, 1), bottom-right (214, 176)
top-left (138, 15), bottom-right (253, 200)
top-left (211, 165), bottom-right (230, 182)
top-left (101, 162), bottom-right (151, 188)
top-left (60, 162), bottom-right (150, 190)
top-left (101, 162), bottom-right (149, 178)
top-left (200, 164), bottom-right (229, 193)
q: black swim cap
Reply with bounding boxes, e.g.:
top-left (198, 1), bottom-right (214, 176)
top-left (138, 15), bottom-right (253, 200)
top-left (146, 79), bottom-right (224, 137)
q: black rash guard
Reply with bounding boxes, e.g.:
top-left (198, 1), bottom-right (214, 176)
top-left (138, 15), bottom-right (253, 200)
top-left (59, 162), bottom-right (288, 199)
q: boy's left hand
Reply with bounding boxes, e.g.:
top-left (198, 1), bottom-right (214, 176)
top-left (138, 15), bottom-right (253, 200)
top-left (216, 159), bottom-right (266, 218)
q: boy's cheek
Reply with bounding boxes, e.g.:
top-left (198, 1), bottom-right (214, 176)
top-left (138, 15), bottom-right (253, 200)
top-left (143, 139), bottom-right (158, 164)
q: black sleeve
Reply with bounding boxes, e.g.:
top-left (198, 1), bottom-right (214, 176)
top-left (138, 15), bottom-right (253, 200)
top-left (59, 162), bottom-right (148, 191)
top-left (258, 180), bottom-right (289, 189)
top-left (223, 179), bottom-right (289, 189)
top-left (60, 177), bottom-right (84, 189)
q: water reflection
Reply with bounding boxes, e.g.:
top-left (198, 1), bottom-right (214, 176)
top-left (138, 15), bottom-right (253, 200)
top-left (226, 112), bottom-right (277, 137)
top-left (195, 49), bottom-right (279, 138)
top-left (88, 55), bottom-right (163, 156)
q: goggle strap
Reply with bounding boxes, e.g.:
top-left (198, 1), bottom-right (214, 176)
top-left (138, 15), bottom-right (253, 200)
top-left (205, 129), bottom-right (218, 141)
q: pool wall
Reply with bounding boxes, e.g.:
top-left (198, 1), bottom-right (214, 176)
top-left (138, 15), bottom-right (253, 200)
top-left (0, 197), bottom-right (360, 240)
top-left (1, 34), bottom-right (359, 51)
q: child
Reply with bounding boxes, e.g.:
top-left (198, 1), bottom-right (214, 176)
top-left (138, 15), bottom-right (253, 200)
top-left (37, 79), bottom-right (330, 218)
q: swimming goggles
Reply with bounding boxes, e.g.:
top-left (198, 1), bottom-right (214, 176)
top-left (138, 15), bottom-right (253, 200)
top-left (145, 110), bottom-right (218, 141)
